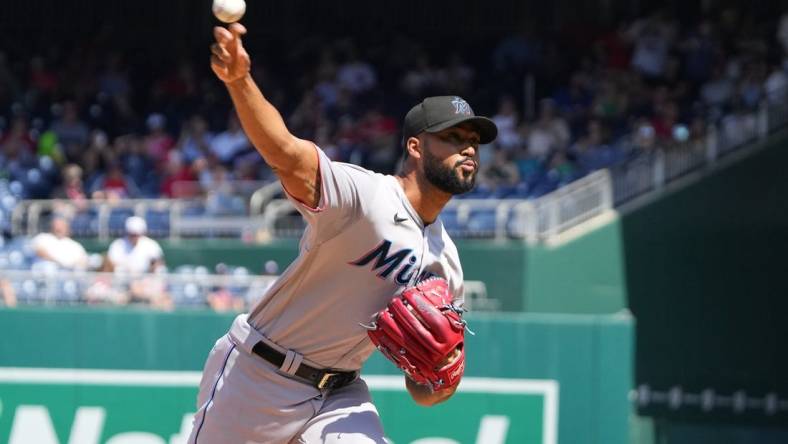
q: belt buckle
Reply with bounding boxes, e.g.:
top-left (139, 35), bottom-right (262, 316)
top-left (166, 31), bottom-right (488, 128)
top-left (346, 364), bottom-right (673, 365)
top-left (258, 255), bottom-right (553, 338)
top-left (317, 371), bottom-right (338, 390)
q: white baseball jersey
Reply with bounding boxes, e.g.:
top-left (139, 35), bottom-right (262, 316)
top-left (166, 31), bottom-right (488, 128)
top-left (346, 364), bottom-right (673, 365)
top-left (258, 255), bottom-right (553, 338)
top-left (189, 145), bottom-right (465, 444)
top-left (247, 145), bottom-right (465, 370)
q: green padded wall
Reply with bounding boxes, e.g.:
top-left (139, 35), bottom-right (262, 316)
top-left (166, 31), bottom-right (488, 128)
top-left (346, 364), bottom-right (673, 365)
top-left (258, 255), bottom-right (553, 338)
top-left (0, 308), bottom-right (633, 444)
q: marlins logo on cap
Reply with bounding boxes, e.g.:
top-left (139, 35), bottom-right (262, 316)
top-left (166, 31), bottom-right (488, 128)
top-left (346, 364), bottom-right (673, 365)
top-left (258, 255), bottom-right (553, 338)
top-left (450, 97), bottom-right (472, 115)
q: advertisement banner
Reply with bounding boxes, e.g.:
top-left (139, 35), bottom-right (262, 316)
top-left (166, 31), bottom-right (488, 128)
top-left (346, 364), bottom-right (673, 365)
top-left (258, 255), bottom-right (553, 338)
top-left (0, 368), bottom-right (557, 444)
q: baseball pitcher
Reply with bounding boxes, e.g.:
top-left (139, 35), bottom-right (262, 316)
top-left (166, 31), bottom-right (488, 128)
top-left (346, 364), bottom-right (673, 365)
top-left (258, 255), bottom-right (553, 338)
top-left (189, 23), bottom-right (498, 443)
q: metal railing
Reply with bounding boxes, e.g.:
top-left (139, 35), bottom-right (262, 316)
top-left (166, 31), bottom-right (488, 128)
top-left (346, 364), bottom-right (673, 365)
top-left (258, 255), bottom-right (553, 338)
top-left (1, 268), bottom-right (279, 309)
top-left (611, 89), bottom-right (788, 205)
top-left (500, 171), bottom-right (612, 241)
top-left (0, 268), bottom-right (496, 311)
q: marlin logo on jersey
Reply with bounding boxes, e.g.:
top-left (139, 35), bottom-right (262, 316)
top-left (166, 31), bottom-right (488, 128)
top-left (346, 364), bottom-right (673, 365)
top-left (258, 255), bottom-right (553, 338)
top-left (451, 97), bottom-right (472, 115)
top-left (351, 240), bottom-right (437, 285)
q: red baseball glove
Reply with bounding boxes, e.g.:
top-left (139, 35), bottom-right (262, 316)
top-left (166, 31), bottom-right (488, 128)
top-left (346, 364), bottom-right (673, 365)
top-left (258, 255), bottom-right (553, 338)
top-left (365, 277), bottom-right (467, 391)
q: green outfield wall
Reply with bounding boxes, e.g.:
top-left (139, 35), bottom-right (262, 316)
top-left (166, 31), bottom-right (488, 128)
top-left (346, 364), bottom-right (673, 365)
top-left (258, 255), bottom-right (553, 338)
top-left (620, 135), bottom-right (788, 441)
top-left (0, 307), bottom-right (633, 444)
top-left (523, 219), bottom-right (627, 313)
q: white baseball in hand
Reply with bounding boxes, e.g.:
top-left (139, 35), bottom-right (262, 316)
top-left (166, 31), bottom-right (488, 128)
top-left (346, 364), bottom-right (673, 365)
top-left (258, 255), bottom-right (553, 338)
top-left (213, 0), bottom-right (246, 23)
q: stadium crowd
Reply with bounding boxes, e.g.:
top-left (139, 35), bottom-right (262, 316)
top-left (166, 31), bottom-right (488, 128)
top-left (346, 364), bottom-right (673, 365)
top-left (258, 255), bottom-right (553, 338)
top-left (1, 8), bottom-right (787, 204)
top-left (1, 6), bottom-right (788, 310)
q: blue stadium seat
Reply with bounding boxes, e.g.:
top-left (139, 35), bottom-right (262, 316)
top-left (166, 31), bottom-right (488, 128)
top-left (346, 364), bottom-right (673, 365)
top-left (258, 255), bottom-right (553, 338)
top-left (57, 279), bottom-right (84, 305)
top-left (70, 210), bottom-right (99, 237)
top-left (439, 208), bottom-right (462, 237)
top-left (145, 209), bottom-right (170, 237)
top-left (15, 279), bottom-right (42, 304)
top-left (108, 208), bottom-right (135, 236)
top-left (466, 208), bottom-right (497, 237)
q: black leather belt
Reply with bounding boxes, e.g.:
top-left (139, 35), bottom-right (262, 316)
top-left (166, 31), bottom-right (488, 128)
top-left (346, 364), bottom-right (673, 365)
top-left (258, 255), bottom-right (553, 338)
top-left (251, 341), bottom-right (358, 390)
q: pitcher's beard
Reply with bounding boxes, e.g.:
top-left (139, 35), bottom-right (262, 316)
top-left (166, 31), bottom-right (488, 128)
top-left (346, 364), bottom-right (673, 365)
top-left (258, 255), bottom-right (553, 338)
top-left (423, 148), bottom-right (476, 195)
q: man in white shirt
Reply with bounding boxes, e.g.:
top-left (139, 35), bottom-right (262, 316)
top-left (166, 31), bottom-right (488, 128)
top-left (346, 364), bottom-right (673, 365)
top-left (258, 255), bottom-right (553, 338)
top-left (32, 216), bottom-right (88, 270)
top-left (106, 216), bottom-right (165, 274)
top-left (106, 216), bottom-right (171, 309)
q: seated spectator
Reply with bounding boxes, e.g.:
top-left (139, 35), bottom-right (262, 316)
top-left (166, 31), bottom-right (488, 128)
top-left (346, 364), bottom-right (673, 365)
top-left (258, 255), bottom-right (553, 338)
top-left (54, 164), bottom-right (88, 202)
top-left (51, 101), bottom-right (89, 156)
top-left (160, 150), bottom-right (199, 197)
top-left (491, 95), bottom-right (523, 151)
top-left (526, 99), bottom-right (572, 159)
top-left (207, 263), bottom-right (246, 312)
top-left (210, 112), bottom-right (251, 166)
top-left (142, 113), bottom-right (175, 167)
top-left (31, 216), bottom-right (88, 270)
top-left (205, 165), bottom-right (245, 216)
top-left (478, 148), bottom-right (521, 189)
top-left (571, 120), bottom-right (624, 172)
top-left (1, 278), bottom-right (17, 308)
top-left (90, 162), bottom-right (140, 200)
top-left (104, 216), bottom-right (171, 309)
top-left (0, 117), bottom-right (36, 172)
top-left (176, 115), bottom-right (214, 164)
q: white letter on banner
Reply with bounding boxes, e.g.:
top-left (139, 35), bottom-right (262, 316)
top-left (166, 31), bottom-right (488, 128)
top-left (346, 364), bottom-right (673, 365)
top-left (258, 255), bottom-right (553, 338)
top-left (106, 432), bottom-right (166, 444)
top-left (68, 407), bottom-right (105, 444)
top-left (169, 413), bottom-right (195, 444)
top-left (475, 415), bottom-right (510, 444)
top-left (410, 439), bottom-right (460, 444)
top-left (9, 406), bottom-right (60, 444)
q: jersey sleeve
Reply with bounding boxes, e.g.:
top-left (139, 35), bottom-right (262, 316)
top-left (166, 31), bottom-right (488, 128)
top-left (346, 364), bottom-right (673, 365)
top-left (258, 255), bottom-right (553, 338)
top-left (282, 145), bottom-right (377, 244)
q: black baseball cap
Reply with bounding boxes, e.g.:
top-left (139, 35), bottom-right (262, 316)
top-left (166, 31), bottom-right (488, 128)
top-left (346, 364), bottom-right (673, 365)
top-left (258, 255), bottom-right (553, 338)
top-left (402, 96), bottom-right (498, 144)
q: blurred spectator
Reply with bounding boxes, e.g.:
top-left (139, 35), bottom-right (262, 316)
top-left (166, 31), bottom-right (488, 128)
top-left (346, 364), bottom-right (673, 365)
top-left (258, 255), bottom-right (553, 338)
top-left (764, 62), bottom-right (787, 104)
top-left (205, 165), bottom-right (245, 215)
top-left (31, 216), bottom-right (88, 270)
top-left (632, 117), bottom-right (657, 151)
top-left (478, 148), bottom-right (520, 189)
top-left (0, 6), bottom-right (784, 210)
top-left (207, 263), bottom-right (246, 312)
top-left (51, 101), bottom-right (90, 156)
top-left (90, 162), bottom-right (140, 200)
top-left (526, 99), bottom-right (571, 158)
top-left (336, 46), bottom-right (377, 96)
top-left (160, 150), bottom-right (198, 198)
top-left (701, 65), bottom-right (735, 114)
top-left (119, 135), bottom-right (156, 195)
top-left (680, 20), bottom-right (718, 85)
top-left (210, 112), bottom-right (251, 166)
top-left (176, 115), bottom-right (214, 163)
top-left (106, 216), bottom-right (165, 274)
top-left (570, 119), bottom-right (621, 171)
top-left (651, 101), bottom-right (680, 142)
top-left (143, 113), bottom-right (176, 166)
top-left (491, 95), bottom-right (523, 151)
top-left (441, 53), bottom-right (475, 95)
top-left (104, 216), bottom-right (171, 309)
top-left (1, 116), bottom-right (35, 162)
top-left (628, 14), bottom-right (676, 80)
top-left (401, 52), bottom-right (439, 98)
top-left (0, 278), bottom-right (16, 308)
top-left (357, 108), bottom-right (398, 173)
top-left (98, 53), bottom-right (131, 99)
